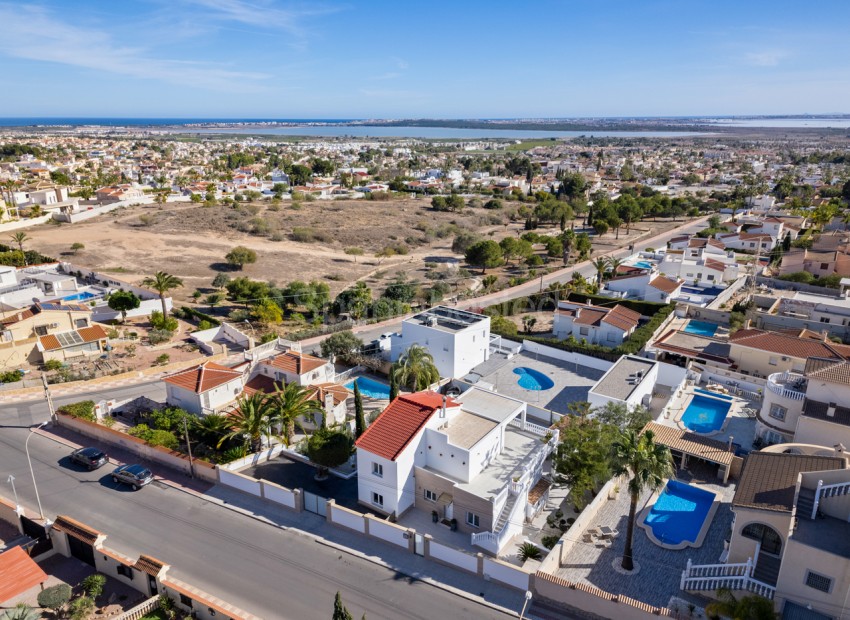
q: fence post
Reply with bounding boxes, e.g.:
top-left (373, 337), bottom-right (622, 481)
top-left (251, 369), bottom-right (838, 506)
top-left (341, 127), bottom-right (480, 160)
top-left (423, 534), bottom-right (433, 559)
top-left (293, 488), bottom-right (303, 513)
top-left (406, 528), bottom-right (416, 553)
top-left (476, 552), bottom-right (485, 577)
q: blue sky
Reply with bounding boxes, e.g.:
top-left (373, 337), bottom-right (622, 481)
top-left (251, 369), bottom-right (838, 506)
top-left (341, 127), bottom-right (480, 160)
top-left (0, 0), bottom-right (848, 118)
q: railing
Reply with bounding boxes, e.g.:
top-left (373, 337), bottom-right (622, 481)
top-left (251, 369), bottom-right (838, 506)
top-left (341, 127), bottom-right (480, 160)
top-left (492, 485), bottom-right (509, 512)
top-left (765, 372), bottom-right (806, 401)
top-left (680, 558), bottom-right (776, 600)
top-left (508, 417), bottom-right (557, 439)
top-left (811, 479), bottom-right (850, 519)
top-left (333, 365), bottom-right (365, 384)
top-left (115, 596), bottom-right (160, 620)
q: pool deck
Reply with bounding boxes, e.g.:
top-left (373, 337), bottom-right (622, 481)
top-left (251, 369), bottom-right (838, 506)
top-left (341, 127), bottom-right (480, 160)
top-left (555, 469), bottom-right (735, 609)
top-left (467, 350), bottom-right (605, 414)
top-left (637, 481), bottom-right (721, 550)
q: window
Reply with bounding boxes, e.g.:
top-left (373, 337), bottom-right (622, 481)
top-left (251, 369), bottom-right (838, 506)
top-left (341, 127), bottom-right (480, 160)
top-left (749, 243), bottom-right (756, 248)
top-left (821, 263), bottom-right (829, 270)
top-left (769, 404), bottom-right (787, 421)
top-left (466, 511), bottom-right (480, 528)
top-left (117, 566), bottom-right (134, 580)
top-left (607, 332), bottom-right (617, 342)
top-left (768, 356), bottom-right (778, 366)
top-left (579, 327), bottom-right (589, 336)
top-left (424, 489), bottom-right (437, 502)
top-left (707, 274), bottom-right (715, 281)
top-left (820, 317), bottom-right (830, 324)
top-left (371, 492), bottom-right (384, 507)
top-left (179, 593), bottom-right (193, 608)
top-left (372, 462), bottom-right (383, 477)
top-left (805, 570), bottom-right (833, 593)
top-left (34, 325), bottom-right (49, 336)
top-left (74, 318), bottom-right (88, 328)
top-left (741, 523), bottom-right (782, 555)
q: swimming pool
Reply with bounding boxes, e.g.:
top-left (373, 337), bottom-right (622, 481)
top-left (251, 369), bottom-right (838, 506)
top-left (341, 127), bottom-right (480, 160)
top-left (513, 367), bottom-right (554, 391)
top-left (694, 387), bottom-right (733, 401)
top-left (632, 260), bottom-right (654, 269)
top-left (62, 291), bottom-right (97, 302)
top-left (681, 394), bottom-right (732, 433)
top-left (683, 320), bottom-right (718, 337)
top-left (344, 376), bottom-right (391, 399)
top-left (643, 480), bottom-right (716, 547)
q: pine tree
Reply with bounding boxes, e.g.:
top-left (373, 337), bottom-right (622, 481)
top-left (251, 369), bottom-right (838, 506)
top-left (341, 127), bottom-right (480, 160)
top-left (389, 371), bottom-right (399, 402)
top-left (333, 592), bottom-right (353, 620)
top-left (354, 382), bottom-right (365, 438)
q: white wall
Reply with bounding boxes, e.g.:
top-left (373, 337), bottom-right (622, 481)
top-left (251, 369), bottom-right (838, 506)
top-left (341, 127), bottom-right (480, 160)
top-left (218, 469), bottom-right (262, 496)
top-left (367, 517), bottom-right (409, 548)
top-left (429, 540), bottom-right (478, 573)
top-left (520, 340), bottom-right (615, 372)
top-left (330, 505), bottom-right (366, 532)
top-left (655, 360), bottom-right (688, 389)
top-left (396, 317), bottom-right (490, 379)
top-left (262, 481), bottom-right (297, 509)
top-left (482, 557), bottom-right (530, 590)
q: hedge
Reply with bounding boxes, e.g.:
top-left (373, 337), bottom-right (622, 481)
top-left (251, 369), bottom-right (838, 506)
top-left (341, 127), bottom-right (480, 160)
top-left (58, 400), bottom-right (96, 421)
top-left (179, 306), bottom-right (221, 326)
top-left (565, 292), bottom-right (669, 317)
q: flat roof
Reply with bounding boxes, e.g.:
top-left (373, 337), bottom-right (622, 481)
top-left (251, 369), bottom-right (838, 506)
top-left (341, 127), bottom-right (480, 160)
top-left (406, 306), bottom-right (487, 332)
top-left (793, 514), bottom-right (850, 558)
top-left (455, 386), bottom-right (523, 424)
top-left (591, 355), bottom-right (657, 401)
top-left (446, 411), bottom-right (498, 449)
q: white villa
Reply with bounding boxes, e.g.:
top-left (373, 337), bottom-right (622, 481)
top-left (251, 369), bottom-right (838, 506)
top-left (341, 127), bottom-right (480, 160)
top-left (552, 300), bottom-right (640, 345)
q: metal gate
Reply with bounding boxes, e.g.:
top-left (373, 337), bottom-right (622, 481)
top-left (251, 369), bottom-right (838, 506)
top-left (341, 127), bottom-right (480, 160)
top-left (68, 535), bottom-right (96, 567)
top-left (414, 533), bottom-right (425, 556)
top-left (303, 491), bottom-right (327, 518)
top-left (20, 516), bottom-right (52, 557)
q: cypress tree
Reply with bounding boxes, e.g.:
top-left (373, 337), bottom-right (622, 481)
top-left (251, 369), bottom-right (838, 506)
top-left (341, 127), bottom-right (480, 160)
top-left (389, 371), bottom-right (399, 402)
top-left (354, 382), bottom-right (365, 438)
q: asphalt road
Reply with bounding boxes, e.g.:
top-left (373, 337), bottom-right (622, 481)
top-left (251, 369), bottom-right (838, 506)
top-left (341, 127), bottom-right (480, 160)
top-left (0, 400), bottom-right (515, 620)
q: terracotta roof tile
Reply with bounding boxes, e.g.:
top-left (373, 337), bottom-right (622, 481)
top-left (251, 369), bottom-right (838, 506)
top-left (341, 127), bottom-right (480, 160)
top-left (38, 324), bottom-right (108, 352)
top-left (733, 452), bottom-right (844, 512)
top-left (355, 392), bottom-right (456, 461)
top-left (649, 275), bottom-right (682, 294)
top-left (51, 515), bottom-right (102, 545)
top-left (642, 422), bottom-right (734, 467)
top-left (164, 361), bottom-right (243, 394)
top-left (602, 304), bottom-right (641, 332)
top-left (265, 350), bottom-right (327, 376)
top-left (730, 329), bottom-right (850, 360)
top-left (805, 359), bottom-right (850, 385)
top-left (527, 478), bottom-right (551, 505)
top-left (242, 374), bottom-right (282, 396)
top-left (134, 554), bottom-right (168, 576)
top-left (0, 546), bottom-right (48, 602)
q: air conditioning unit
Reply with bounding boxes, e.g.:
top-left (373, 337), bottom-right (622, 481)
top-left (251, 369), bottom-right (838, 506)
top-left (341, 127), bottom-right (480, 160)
top-left (781, 356), bottom-right (789, 362)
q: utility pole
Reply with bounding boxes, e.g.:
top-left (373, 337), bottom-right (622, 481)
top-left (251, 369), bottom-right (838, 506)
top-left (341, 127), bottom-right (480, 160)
top-left (42, 373), bottom-right (56, 422)
top-left (7, 475), bottom-right (19, 513)
top-left (182, 416), bottom-right (195, 479)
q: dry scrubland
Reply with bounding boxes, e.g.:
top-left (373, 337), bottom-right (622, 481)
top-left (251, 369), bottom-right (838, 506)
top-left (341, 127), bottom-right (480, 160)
top-left (28, 197), bottom-right (684, 304)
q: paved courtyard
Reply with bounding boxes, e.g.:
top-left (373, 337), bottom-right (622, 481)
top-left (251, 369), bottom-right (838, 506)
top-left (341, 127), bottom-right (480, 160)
top-left (556, 472), bottom-right (735, 610)
top-left (467, 351), bottom-right (606, 413)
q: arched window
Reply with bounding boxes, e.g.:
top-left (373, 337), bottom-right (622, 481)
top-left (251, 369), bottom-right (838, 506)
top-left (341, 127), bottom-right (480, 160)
top-left (741, 523), bottom-right (782, 555)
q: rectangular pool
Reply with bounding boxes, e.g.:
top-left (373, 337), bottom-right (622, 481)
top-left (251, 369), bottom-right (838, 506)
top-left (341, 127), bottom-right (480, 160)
top-left (643, 480), bottom-right (715, 547)
top-left (681, 394), bottom-right (731, 433)
top-left (683, 320), bottom-right (718, 337)
top-left (62, 291), bottom-right (97, 302)
top-left (344, 376), bottom-right (391, 400)
top-left (694, 387), bottom-right (734, 401)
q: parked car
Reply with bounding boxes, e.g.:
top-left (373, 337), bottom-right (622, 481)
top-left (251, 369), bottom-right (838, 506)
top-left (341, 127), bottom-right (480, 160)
top-left (70, 447), bottom-right (108, 470)
top-left (111, 464), bottom-right (153, 490)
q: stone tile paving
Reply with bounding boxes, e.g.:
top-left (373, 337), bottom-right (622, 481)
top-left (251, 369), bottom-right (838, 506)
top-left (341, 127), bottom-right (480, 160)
top-left (556, 474), bottom-right (735, 610)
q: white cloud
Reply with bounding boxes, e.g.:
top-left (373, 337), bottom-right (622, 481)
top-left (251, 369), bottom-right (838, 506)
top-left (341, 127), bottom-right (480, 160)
top-left (0, 4), bottom-right (270, 90)
top-left (182, 0), bottom-right (338, 34)
top-left (744, 50), bottom-right (788, 67)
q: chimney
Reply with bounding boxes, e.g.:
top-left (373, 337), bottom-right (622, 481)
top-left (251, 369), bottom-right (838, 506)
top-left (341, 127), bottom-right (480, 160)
top-left (827, 402), bottom-right (837, 418)
top-left (440, 394), bottom-right (447, 418)
top-left (835, 443), bottom-right (845, 456)
top-left (727, 436), bottom-right (734, 452)
top-left (744, 319), bottom-right (752, 330)
top-left (821, 330), bottom-right (829, 342)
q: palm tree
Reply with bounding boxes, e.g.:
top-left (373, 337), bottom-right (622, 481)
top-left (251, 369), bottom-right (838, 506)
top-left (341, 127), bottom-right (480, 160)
top-left (561, 230), bottom-right (575, 266)
top-left (606, 257), bottom-right (626, 277)
top-left (142, 271), bottom-right (184, 318)
top-left (268, 383), bottom-right (323, 446)
top-left (217, 392), bottom-right (273, 453)
top-left (1, 604), bottom-right (40, 620)
top-left (10, 231), bottom-right (29, 253)
top-left (610, 429), bottom-right (673, 571)
top-left (392, 344), bottom-right (440, 391)
top-left (191, 413), bottom-right (232, 451)
top-left (591, 256), bottom-right (609, 287)
top-left (705, 588), bottom-right (777, 620)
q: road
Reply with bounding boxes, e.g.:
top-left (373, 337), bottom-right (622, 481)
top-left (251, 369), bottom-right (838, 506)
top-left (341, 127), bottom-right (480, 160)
top-left (0, 397), bottom-right (517, 620)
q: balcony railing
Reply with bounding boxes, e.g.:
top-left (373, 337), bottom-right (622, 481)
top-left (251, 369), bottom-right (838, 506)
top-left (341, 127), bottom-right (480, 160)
top-left (766, 372), bottom-right (806, 401)
top-left (681, 558), bottom-right (775, 600)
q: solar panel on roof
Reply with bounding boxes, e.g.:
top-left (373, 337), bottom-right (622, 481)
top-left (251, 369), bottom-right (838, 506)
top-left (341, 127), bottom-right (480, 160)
top-left (56, 331), bottom-right (84, 347)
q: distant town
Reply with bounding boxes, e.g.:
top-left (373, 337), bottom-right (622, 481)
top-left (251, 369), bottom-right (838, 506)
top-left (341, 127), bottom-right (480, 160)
top-left (2, 121), bottom-right (850, 620)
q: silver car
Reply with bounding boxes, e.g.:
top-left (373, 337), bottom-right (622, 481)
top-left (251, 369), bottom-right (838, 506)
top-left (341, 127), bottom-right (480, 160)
top-left (111, 464), bottom-right (153, 490)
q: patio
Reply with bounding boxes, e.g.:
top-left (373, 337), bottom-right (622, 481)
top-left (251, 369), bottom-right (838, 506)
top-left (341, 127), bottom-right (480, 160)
top-left (467, 350), bottom-right (606, 414)
top-left (555, 475), bottom-right (736, 609)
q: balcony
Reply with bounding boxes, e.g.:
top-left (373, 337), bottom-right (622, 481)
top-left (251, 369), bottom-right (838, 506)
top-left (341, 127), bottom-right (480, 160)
top-left (765, 372), bottom-right (806, 401)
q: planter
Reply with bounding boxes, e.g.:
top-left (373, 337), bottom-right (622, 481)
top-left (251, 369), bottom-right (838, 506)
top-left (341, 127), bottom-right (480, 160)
top-left (450, 518), bottom-right (458, 531)
top-left (431, 510), bottom-right (439, 523)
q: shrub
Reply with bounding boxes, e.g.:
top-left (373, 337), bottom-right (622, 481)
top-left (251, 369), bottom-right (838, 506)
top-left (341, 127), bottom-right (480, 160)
top-left (0, 369), bottom-right (23, 383)
top-left (69, 595), bottom-right (95, 620)
top-left (541, 535), bottom-right (561, 549)
top-left (37, 584), bottom-right (72, 613)
top-left (43, 360), bottom-right (62, 372)
top-left (518, 542), bottom-right (543, 561)
top-left (82, 574), bottom-right (106, 598)
top-left (146, 429), bottom-right (179, 450)
top-left (59, 400), bottom-right (96, 421)
top-left (148, 328), bottom-right (173, 345)
top-left (155, 353), bottom-right (170, 366)
top-left (225, 245), bottom-right (258, 269)
top-left (150, 311), bottom-right (178, 332)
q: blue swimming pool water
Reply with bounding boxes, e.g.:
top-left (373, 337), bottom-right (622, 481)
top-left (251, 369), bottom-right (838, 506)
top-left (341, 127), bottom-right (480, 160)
top-left (633, 260), bottom-right (653, 269)
top-left (344, 376), bottom-right (391, 399)
top-left (644, 480), bottom-right (715, 546)
top-left (683, 320), bottom-right (718, 337)
top-left (694, 387), bottom-right (734, 401)
top-left (62, 291), bottom-right (96, 301)
top-left (513, 367), bottom-right (555, 391)
top-left (681, 394), bottom-right (732, 433)
top-left (681, 286), bottom-right (726, 297)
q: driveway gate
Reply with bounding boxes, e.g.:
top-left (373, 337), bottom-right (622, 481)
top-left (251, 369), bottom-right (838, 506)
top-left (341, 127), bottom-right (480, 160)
top-left (303, 491), bottom-right (327, 518)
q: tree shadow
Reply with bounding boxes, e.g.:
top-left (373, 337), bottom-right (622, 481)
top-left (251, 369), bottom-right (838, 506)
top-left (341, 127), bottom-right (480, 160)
top-left (209, 262), bottom-right (241, 273)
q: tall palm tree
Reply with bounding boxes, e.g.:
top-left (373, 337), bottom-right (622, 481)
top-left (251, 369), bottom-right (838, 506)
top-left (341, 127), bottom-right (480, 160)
top-left (705, 589), bottom-right (776, 620)
top-left (10, 231), bottom-right (29, 253)
top-left (191, 413), bottom-right (232, 450)
top-left (610, 429), bottom-right (673, 571)
top-left (268, 383), bottom-right (323, 446)
top-left (218, 392), bottom-right (272, 453)
top-left (606, 257), bottom-right (626, 277)
top-left (142, 271), bottom-right (184, 318)
top-left (560, 230), bottom-right (575, 266)
top-left (591, 256), bottom-right (609, 287)
top-left (392, 344), bottom-right (440, 391)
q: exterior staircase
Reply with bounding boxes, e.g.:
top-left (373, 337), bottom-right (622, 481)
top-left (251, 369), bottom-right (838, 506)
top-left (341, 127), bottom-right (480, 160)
top-left (808, 480), bottom-right (850, 519)
top-left (752, 554), bottom-right (781, 587)
top-left (494, 493), bottom-right (520, 532)
top-left (796, 487), bottom-right (815, 519)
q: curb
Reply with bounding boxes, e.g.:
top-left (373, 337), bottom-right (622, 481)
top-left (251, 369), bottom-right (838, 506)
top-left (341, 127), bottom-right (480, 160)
top-left (34, 426), bottom-right (522, 618)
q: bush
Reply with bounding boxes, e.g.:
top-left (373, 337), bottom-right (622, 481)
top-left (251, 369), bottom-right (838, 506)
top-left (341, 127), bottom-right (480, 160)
top-left (542, 535), bottom-right (561, 549)
top-left (148, 328), bottom-right (173, 345)
top-left (44, 359), bottom-right (64, 371)
top-left (69, 595), bottom-right (95, 620)
top-left (58, 400), bottom-right (96, 421)
top-left (0, 370), bottom-right (23, 383)
top-left (226, 245), bottom-right (258, 268)
top-left (518, 542), bottom-right (543, 561)
top-left (155, 354), bottom-right (170, 366)
top-left (146, 429), bottom-right (179, 450)
top-left (150, 310), bottom-right (178, 332)
top-left (37, 584), bottom-right (72, 613)
top-left (82, 574), bottom-right (106, 598)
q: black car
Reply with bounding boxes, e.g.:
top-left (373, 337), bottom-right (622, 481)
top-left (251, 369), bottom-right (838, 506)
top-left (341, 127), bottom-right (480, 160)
top-left (111, 464), bottom-right (154, 490)
top-left (70, 447), bottom-right (108, 470)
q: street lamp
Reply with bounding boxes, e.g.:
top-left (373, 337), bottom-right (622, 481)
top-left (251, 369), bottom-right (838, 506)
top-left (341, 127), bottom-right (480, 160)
top-left (25, 422), bottom-right (47, 520)
top-left (6, 474), bottom-right (19, 513)
top-left (519, 590), bottom-right (532, 620)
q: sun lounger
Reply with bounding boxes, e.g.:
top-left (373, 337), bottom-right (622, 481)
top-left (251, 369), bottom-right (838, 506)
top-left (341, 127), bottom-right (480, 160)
top-left (599, 525), bottom-right (619, 539)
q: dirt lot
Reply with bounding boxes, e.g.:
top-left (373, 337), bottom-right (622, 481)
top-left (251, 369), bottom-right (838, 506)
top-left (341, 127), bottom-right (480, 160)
top-left (26, 198), bottom-right (690, 305)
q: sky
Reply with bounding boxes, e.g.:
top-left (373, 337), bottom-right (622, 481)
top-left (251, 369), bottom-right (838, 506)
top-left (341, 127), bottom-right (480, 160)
top-left (0, 0), bottom-right (848, 119)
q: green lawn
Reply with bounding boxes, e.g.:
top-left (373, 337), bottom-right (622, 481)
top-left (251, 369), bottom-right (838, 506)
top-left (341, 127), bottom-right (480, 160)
top-left (140, 611), bottom-right (167, 620)
top-left (505, 138), bottom-right (560, 151)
